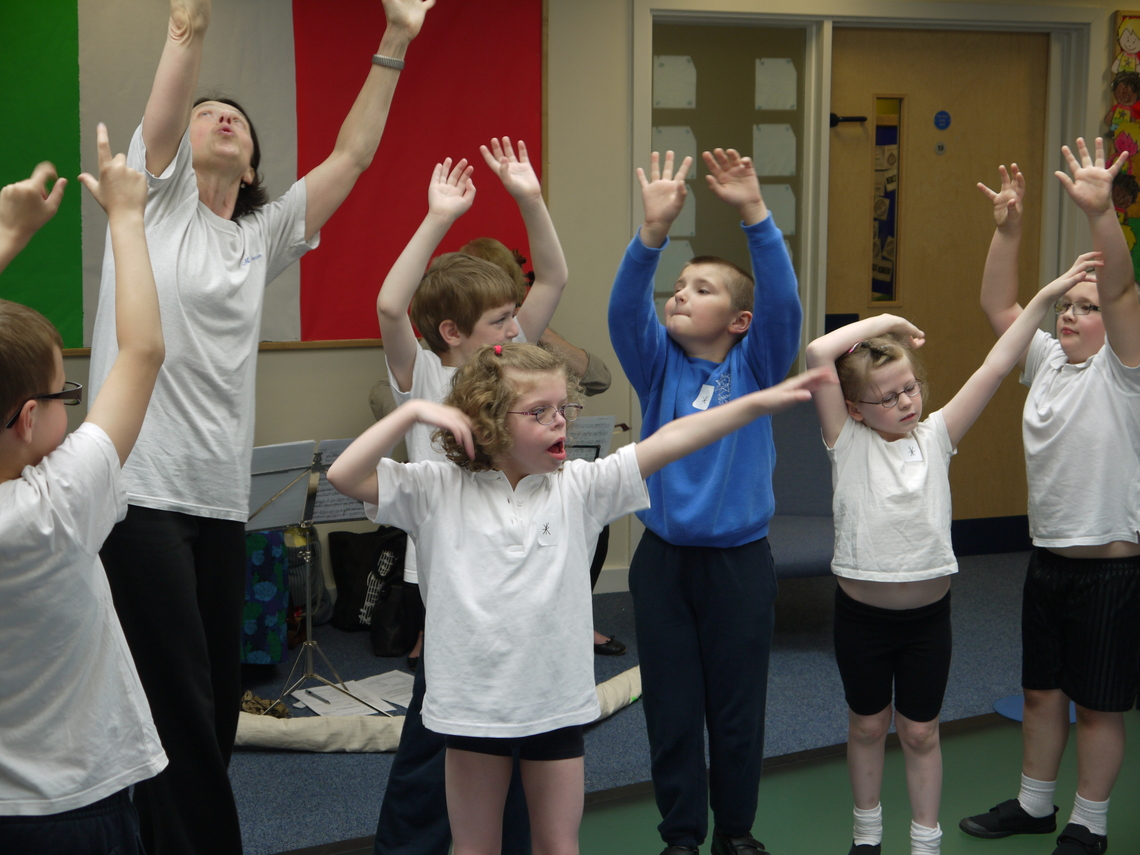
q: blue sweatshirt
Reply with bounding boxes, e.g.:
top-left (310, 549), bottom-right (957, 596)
top-left (607, 215), bottom-right (802, 547)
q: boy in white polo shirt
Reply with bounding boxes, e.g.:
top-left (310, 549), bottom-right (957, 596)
top-left (0, 127), bottom-right (167, 854)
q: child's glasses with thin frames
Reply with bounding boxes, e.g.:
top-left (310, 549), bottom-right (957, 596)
top-left (506, 404), bottom-right (583, 425)
top-left (1053, 300), bottom-right (1100, 316)
top-left (858, 380), bottom-right (922, 409)
top-left (3, 381), bottom-right (84, 430)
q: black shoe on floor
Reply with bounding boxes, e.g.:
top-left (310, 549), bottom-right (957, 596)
top-left (660, 847), bottom-right (698, 855)
top-left (959, 799), bottom-right (1058, 839)
top-left (594, 635), bottom-right (627, 656)
top-left (1052, 823), bottom-right (1107, 855)
top-left (847, 843), bottom-right (881, 855)
top-left (711, 829), bottom-right (769, 855)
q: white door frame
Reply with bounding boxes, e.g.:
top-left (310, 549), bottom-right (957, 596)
top-left (632, 0), bottom-right (1104, 347)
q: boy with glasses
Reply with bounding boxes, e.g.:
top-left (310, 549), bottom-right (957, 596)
top-left (0, 126), bottom-right (167, 853)
top-left (961, 142), bottom-right (1140, 855)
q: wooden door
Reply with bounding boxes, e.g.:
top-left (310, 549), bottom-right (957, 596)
top-left (828, 28), bottom-right (1049, 521)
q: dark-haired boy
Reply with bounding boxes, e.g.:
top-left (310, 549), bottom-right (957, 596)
top-left (608, 148), bottom-right (802, 855)
top-left (0, 127), bottom-right (166, 853)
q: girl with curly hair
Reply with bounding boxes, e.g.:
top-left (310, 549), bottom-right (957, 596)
top-left (329, 342), bottom-right (827, 855)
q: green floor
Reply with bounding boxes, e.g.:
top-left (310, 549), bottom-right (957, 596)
top-left (579, 713), bottom-right (1140, 855)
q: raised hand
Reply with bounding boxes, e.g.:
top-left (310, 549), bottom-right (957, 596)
top-left (427, 157), bottom-right (475, 222)
top-left (381, 0), bottom-right (436, 41)
top-left (703, 148), bottom-right (765, 221)
top-left (1043, 250), bottom-right (1104, 301)
top-left (977, 163), bottom-right (1025, 230)
top-left (409, 399), bottom-right (475, 461)
top-left (0, 161), bottom-right (67, 242)
top-left (637, 150), bottom-right (692, 247)
top-left (480, 137), bottom-right (541, 202)
top-left (78, 123), bottom-right (147, 219)
top-left (1055, 137), bottom-right (1126, 215)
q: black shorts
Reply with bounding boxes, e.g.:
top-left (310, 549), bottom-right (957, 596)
top-left (444, 724), bottom-right (585, 761)
top-left (1021, 548), bottom-right (1140, 712)
top-left (833, 585), bottom-right (952, 723)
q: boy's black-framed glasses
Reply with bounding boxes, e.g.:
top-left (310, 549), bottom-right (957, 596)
top-left (858, 380), bottom-right (923, 409)
top-left (3, 381), bottom-right (84, 429)
top-left (1053, 300), bottom-right (1100, 316)
top-left (506, 403), bottom-right (583, 425)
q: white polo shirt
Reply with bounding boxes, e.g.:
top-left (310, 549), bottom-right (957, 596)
top-left (365, 443), bottom-right (648, 737)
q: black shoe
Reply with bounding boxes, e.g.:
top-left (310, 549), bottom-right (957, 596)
top-left (848, 843), bottom-right (881, 855)
top-left (1052, 823), bottom-right (1107, 855)
top-left (711, 829), bottom-right (769, 855)
top-left (960, 799), bottom-right (1058, 839)
top-left (406, 654), bottom-right (419, 672)
top-left (594, 635), bottom-right (627, 656)
top-left (660, 847), bottom-right (698, 855)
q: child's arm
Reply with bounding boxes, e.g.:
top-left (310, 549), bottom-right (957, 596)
top-left (142, 0), bottom-right (210, 177)
top-left (977, 163), bottom-right (1027, 339)
top-left (0, 163), bottom-right (68, 274)
top-left (941, 252), bottom-right (1103, 446)
top-left (705, 147), bottom-right (802, 380)
top-left (1056, 137), bottom-right (1140, 367)
top-left (78, 124), bottom-right (165, 466)
top-left (633, 367), bottom-right (833, 478)
top-left (804, 314), bottom-right (926, 447)
top-left (703, 147), bottom-right (768, 227)
top-left (376, 158), bottom-right (474, 391)
top-left (637, 150), bottom-right (693, 249)
top-left (327, 399), bottom-right (473, 504)
top-left (479, 138), bottom-right (567, 342)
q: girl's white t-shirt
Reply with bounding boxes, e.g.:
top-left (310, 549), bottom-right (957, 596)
top-left (365, 444), bottom-right (649, 737)
top-left (827, 410), bottom-right (958, 582)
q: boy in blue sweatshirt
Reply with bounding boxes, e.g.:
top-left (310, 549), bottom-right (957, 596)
top-left (608, 148), bottom-right (802, 855)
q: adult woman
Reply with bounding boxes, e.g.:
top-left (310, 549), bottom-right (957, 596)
top-left (87, 2), bottom-right (434, 852)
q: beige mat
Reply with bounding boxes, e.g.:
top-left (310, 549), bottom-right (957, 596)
top-left (235, 666), bottom-right (641, 753)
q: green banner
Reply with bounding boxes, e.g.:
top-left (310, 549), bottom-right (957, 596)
top-left (0, 1), bottom-right (82, 347)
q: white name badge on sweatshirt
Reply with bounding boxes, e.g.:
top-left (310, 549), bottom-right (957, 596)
top-left (899, 437), bottom-right (923, 462)
top-left (693, 384), bottom-right (715, 410)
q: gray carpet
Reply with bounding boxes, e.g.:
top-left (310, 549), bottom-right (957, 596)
top-left (231, 551), bottom-right (1028, 855)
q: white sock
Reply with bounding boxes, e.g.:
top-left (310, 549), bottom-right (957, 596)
top-left (910, 821), bottom-right (941, 855)
top-left (1018, 773), bottom-right (1056, 818)
top-left (853, 803), bottom-right (882, 846)
top-left (1068, 793), bottom-right (1109, 837)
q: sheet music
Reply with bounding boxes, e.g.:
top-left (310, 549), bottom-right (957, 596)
top-left (311, 438), bottom-right (369, 524)
top-left (568, 416), bottom-right (616, 461)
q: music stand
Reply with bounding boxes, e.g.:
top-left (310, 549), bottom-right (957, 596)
top-left (248, 440), bottom-right (391, 716)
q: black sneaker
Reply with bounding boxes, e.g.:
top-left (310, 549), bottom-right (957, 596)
top-left (960, 799), bottom-right (1058, 838)
top-left (847, 843), bottom-right (881, 855)
top-left (1053, 823), bottom-right (1107, 855)
top-left (711, 830), bottom-right (769, 855)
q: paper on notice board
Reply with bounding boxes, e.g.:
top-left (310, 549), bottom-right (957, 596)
top-left (755, 58), bottom-right (797, 110)
top-left (758, 184), bottom-right (797, 236)
top-left (752, 124), bottom-right (796, 176)
top-left (653, 55), bottom-right (697, 108)
top-left (651, 126), bottom-right (698, 177)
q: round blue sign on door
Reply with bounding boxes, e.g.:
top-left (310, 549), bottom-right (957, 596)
top-left (934, 110), bottom-right (951, 130)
